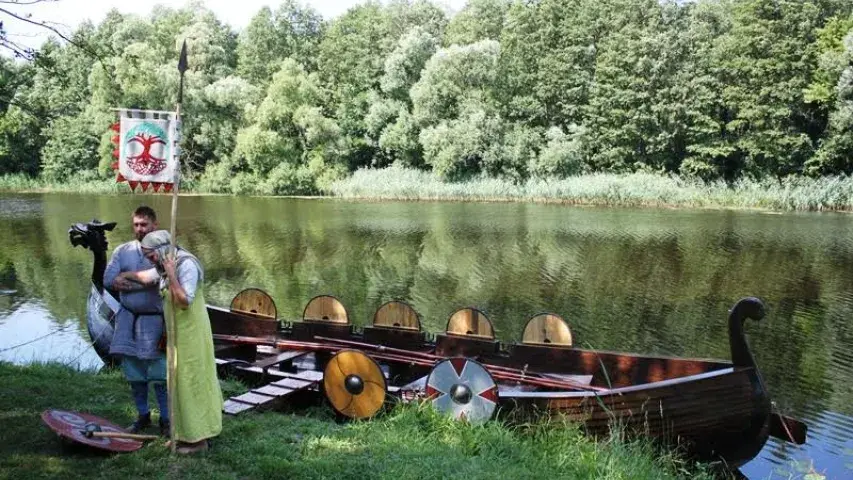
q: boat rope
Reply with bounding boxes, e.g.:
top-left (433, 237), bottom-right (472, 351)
top-left (0, 323), bottom-right (76, 354)
top-left (62, 321), bottom-right (116, 368)
top-left (63, 335), bottom-right (101, 367)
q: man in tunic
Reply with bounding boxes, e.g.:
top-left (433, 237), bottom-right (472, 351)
top-left (103, 205), bottom-right (169, 435)
top-left (122, 229), bottom-right (223, 454)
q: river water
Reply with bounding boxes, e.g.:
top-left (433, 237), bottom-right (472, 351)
top-left (0, 193), bottom-right (851, 478)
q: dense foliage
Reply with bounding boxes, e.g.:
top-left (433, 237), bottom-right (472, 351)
top-left (1, 0), bottom-right (852, 194)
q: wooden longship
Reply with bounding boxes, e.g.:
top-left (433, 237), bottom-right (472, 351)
top-left (70, 220), bottom-right (806, 468)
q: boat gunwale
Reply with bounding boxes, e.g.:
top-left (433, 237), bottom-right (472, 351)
top-left (208, 304), bottom-right (736, 371)
top-left (498, 366), bottom-right (743, 398)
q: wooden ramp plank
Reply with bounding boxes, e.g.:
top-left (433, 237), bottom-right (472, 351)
top-left (253, 385), bottom-right (294, 397)
top-left (223, 370), bottom-right (322, 416)
top-left (232, 392), bottom-right (277, 406)
top-left (254, 350), bottom-right (308, 370)
top-left (272, 378), bottom-right (315, 389)
top-left (223, 400), bottom-right (256, 415)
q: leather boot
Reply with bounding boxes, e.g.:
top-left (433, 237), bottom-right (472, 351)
top-left (128, 413), bottom-right (151, 433)
top-left (159, 418), bottom-right (170, 437)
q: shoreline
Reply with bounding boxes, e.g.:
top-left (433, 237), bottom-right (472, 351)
top-left (0, 188), bottom-right (798, 213)
top-left (4, 168), bottom-right (853, 213)
top-left (0, 361), bottom-right (711, 479)
top-left (4, 188), bottom-right (849, 213)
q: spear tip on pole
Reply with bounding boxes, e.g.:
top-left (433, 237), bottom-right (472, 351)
top-left (178, 39), bottom-right (188, 74)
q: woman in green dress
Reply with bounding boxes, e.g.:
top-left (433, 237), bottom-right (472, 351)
top-left (125, 229), bottom-right (222, 454)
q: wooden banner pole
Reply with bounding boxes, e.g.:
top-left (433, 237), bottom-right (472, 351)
top-left (165, 39), bottom-right (188, 454)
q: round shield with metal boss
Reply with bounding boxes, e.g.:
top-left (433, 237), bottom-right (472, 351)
top-left (323, 349), bottom-right (387, 419)
top-left (41, 409), bottom-right (143, 453)
top-left (425, 357), bottom-right (498, 424)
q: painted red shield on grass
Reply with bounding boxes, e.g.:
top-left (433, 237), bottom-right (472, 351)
top-left (41, 409), bottom-right (143, 453)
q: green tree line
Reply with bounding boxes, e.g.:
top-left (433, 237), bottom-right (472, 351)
top-left (1, 0), bottom-right (853, 193)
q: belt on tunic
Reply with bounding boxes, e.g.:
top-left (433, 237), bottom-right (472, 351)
top-left (123, 307), bottom-right (164, 340)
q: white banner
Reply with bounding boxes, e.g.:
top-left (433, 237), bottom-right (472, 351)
top-left (117, 109), bottom-right (180, 185)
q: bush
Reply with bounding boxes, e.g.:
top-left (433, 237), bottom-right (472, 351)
top-left (234, 125), bottom-right (300, 176)
top-left (261, 162), bottom-right (316, 195)
top-left (197, 160), bottom-right (235, 193)
top-left (40, 116), bottom-right (100, 181)
top-left (229, 171), bottom-right (262, 195)
top-left (530, 126), bottom-right (585, 178)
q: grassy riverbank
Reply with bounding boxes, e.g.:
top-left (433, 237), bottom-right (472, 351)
top-left (0, 173), bottom-right (129, 195)
top-left (0, 362), bottom-right (713, 480)
top-left (331, 167), bottom-right (853, 212)
top-left (7, 167), bottom-right (853, 212)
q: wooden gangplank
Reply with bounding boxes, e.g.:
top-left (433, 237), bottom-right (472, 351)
top-left (223, 370), bottom-right (323, 415)
top-left (219, 349), bottom-right (319, 415)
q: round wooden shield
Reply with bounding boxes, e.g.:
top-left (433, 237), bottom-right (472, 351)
top-left (230, 288), bottom-right (277, 320)
top-left (323, 350), bottom-right (387, 419)
top-left (521, 313), bottom-right (573, 347)
top-left (425, 358), bottom-right (498, 424)
top-left (303, 295), bottom-right (349, 324)
top-left (41, 409), bottom-right (142, 453)
top-left (373, 301), bottom-right (421, 330)
top-left (445, 307), bottom-right (495, 339)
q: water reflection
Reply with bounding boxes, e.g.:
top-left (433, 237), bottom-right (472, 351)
top-left (0, 297), bottom-right (103, 371)
top-left (0, 193), bottom-right (852, 478)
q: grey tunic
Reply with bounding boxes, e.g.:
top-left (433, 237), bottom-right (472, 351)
top-left (103, 241), bottom-right (164, 359)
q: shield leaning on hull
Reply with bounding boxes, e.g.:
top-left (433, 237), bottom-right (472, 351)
top-left (425, 357), bottom-right (498, 424)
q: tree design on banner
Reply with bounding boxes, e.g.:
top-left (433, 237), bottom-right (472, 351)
top-left (109, 109), bottom-right (180, 192)
top-left (125, 125), bottom-right (168, 176)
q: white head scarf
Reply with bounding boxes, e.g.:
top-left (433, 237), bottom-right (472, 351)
top-left (140, 229), bottom-right (172, 268)
top-left (140, 230), bottom-right (204, 283)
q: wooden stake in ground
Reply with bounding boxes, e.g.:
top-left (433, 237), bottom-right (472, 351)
top-left (165, 39), bottom-right (188, 454)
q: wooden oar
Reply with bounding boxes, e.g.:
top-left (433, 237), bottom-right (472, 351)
top-left (314, 335), bottom-right (609, 393)
top-left (364, 350), bottom-right (603, 392)
top-left (213, 333), bottom-right (606, 392)
top-left (314, 336), bottom-right (438, 361)
top-left (769, 412), bottom-right (807, 445)
top-left (212, 334), bottom-right (340, 352)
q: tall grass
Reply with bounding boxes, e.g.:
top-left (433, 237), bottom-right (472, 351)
top-left (0, 173), bottom-right (203, 195)
top-left (331, 166), bottom-right (853, 211)
top-left (0, 173), bottom-right (127, 194)
top-left (9, 166), bottom-right (851, 212)
top-left (0, 361), bottom-right (714, 480)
